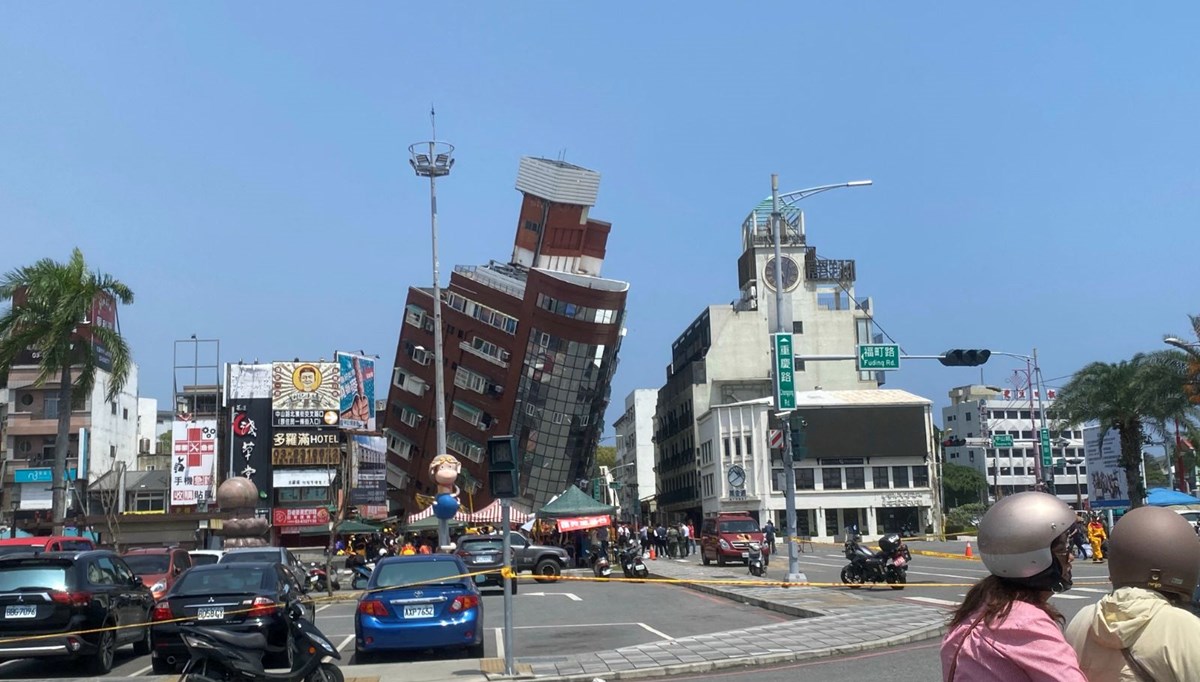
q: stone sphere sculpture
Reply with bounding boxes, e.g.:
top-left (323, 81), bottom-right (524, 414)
top-left (217, 477), bottom-right (269, 548)
top-left (217, 476), bottom-right (258, 512)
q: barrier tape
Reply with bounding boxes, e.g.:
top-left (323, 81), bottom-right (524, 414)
top-left (0, 566), bottom-right (1111, 648)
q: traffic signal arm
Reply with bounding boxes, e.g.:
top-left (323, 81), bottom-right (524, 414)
top-left (939, 349), bottom-right (992, 367)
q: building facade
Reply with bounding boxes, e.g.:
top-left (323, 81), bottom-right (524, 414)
top-left (612, 388), bottom-right (658, 523)
top-left (941, 384), bottom-right (1088, 508)
top-left (383, 157), bottom-right (629, 515)
top-left (696, 391), bottom-right (937, 540)
top-left (654, 198), bottom-right (882, 522)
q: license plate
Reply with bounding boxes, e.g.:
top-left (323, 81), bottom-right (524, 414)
top-left (474, 555), bottom-right (497, 564)
top-left (893, 556), bottom-right (907, 567)
top-left (197, 607), bottom-right (224, 620)
top-left (741, 552), bottom-right (749, 558)
top-left (4, 606), bottom-right (35, 619)
top-left (403, 605), bottom-right (434, 618)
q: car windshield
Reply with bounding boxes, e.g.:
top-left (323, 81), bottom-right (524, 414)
top-left (174, 567), bottom-right (271, 595)
top-left (221, 551), bottom-right (280, 564)
top-left (0, 565), bottom-right (68, 591)
top-left (190, 554), bottom-right (220, 566)
top-left (0, 546), bottom-right (43, 557)
top-left (720, 520), bottom-right (759, 533)
top-left (459, 539), bottom-right (504, 552)
top-left (124, 555), bottom-right (171, 574)
top-left (375, 561), bottom-right (464, 589)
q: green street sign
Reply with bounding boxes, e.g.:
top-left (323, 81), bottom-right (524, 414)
top-left (774, 333), bottom-right (796, 410)
top-left (1040, 427), bottom-right (1052, 467)
top-left (857, 344), bottom-right (900, 371)
top-left (609, 481), bottom-right (622, 490)
top-left (992, 434), bottom-right (1014, 448)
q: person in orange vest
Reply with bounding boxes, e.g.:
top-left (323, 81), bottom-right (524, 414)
top-left (401, 537), bottom-right (417, 555)
top-left (1086, 514), bottom-right (1108, 562)
top-left (417, 541), bottom-right (432, 555)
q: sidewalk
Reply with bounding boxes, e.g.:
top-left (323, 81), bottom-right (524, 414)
top-left (100, 557), bottom-right (948, 682)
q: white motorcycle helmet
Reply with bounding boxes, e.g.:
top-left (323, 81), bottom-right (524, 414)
top-left (977, 491), bottom-right (1076, 592)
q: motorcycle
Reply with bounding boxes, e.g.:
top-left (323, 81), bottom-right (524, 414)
top-left (840, 530), bottom-right (910, 590)
top-left (591, 550), bottom-right (612, 578)
top-left (176, 601), bottom-right (343, 682)
top-left (307, 562), bottom-right (339, 592)
top-left (618, 543), bottom-right (649, 579)
top-left (348, 559), bottom-right (375, 590)
top-left (747, 542), bottom-right (765, 577)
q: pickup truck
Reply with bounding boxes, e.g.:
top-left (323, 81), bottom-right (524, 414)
top-left (506, 533), bottom-right (570, 583)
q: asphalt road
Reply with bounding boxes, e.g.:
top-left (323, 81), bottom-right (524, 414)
top-left (0, 569), bottom-right (791, 678)
top-left (641, 641), bottom-right (943, 682)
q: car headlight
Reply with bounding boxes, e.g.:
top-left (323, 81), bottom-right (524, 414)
top-left (150, 581), bottom-right (167, 594)
top-left (718, 539), bottom-right (730, 550)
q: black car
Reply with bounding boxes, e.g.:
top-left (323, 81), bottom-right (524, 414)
top-left (454, 536), bottom-right (515, 593)
top-left (219, 546), bottom-right (308, 587)
top-left (0, 550), bottom-right (154, 674)
top-left (149, 561), bottom-right (313, 673)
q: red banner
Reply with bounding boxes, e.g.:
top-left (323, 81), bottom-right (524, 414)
top-left (272, 507), bottom-right (331, 527)
top-left (556, 515), bottom-right (611, 532)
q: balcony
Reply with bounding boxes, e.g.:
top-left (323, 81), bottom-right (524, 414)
top-left (459, 342), bottom-right (509, 369)
top-left (5, 412), bottom-right (86, 437)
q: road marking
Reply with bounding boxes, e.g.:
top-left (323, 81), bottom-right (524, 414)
top-left (337, 634), bottom-right (355, 651)
top-left (521, 591), bottom-right (582, 601)
top-left (129, 664), bottom-right (153, 677)
top-left (903, 596), bottom-right (960, 608)
top-left (316, 603), bottom-right (333, 612)
top-left (1072, 587), bottom-right (1109, 594)
top-left (1051, 593), bottom-right (1089, 600)
top-left (637, 623), bottom-right (674, 640)
top-left (494, 627), bottom-right (504, 660)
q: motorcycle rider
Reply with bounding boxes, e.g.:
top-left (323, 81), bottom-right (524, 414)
top-left (941, 491), bottom-right (1086, 681)
top-left (1066, 506), bottom-right (1200, 681)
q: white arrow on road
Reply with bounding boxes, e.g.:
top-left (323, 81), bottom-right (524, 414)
top-left (522, 591), bottom-right (582, 601)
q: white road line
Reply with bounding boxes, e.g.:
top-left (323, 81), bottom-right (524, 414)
top-left (494, 627), bottom-right (505, 660)
top-left (337, 634), bottom-right (355, 651)
top-left (1072, 587), bottom-right (1109, 594)
top-left (128, 664), bottom-right (153, 677)
top-left (903, 596), bottom-right (960, 608)
top-left (316, 603), bottom-right (333, 613)
top-left (637, 623), bottom-right (675, 640)
top-left (1051, 594), bottom-right (1089, 600)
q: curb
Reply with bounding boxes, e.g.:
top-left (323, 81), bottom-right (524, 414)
top-left (646, 569), bottom-right (827, 619)
top-left (911, 550), bottom-right (980, 562)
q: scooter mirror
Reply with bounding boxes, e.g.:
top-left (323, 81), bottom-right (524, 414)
top-left (288, 602), bottom-right (306, 621)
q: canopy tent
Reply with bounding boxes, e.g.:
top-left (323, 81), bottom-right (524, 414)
top-left (404, 515), bottom-right (468, 533)
top-left (336, 520), bottom-right (385, 535)
top-left (1146, 487), bottom-right (1200, 507)
top-left (535, 486), bottom-right (616, 519)
top-left (468, 500), bottom-right (533, 525)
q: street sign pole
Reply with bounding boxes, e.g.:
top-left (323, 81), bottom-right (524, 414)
top-left (780, 418), bottom-right (802, 583)
top-left (501, 498), bottom-right (514, 675)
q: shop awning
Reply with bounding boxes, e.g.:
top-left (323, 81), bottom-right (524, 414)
top-left (535, 486), bottom-right (616, 519)
top-left (469, 500), bottom-right (532, 524)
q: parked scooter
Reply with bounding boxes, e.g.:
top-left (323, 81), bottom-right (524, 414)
top-left (840, 529), bottom-right (911, 590)
top-left (746, 542), bottom-right (765, 577)
top-left (347, 556), bottom-right (376, 590)
top-left (307, 562), bottom-right (339, 592)
top-left (618, 543), bottom-right (649, 579)
top-left (591, 550), bottom-right (612, 578)
top-left (176, 601), bottom-right (343, 682)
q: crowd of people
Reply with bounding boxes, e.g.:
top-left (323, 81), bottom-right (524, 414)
top-left (941, 491), bottom-right (1200, 681)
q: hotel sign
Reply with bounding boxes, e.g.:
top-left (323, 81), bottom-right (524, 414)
top-left (271, 446), bottom-right (340, 466)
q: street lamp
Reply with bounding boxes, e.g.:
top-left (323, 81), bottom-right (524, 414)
top-left (769, 176), bottom-right (871, 585)
top-left (409, 117), bottom-right (455, 550)
top-left (1061, 454), bottom-right (1085, 511)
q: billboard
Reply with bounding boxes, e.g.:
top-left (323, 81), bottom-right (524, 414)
top-left (272, 362), bottom-right (340, 427)
top-left (229, 363), bottom-right (273, 401)
top-left (271, 430), bottom-right (341, 466)
top-left (350, 435), bottom-right (386, 505)
top-left (336, 352), bottom-right (376, 432)
top-left (171, 419), bottom-right (218, 507)
top-left (1084, 425), bottom-right (1131, 508)
top-left (229, 398), bottom-right (273, 504)
top-left (10, 290), bottom-right (118, 369)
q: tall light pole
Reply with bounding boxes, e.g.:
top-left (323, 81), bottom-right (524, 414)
top-left (769, 175), bottom-right (871, 584)
top-left (409, 112), bottom-right (455, 549)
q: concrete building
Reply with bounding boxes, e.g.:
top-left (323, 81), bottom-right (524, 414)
top-left (612, 388), bottom-right (658, 523)
top-left (383, 157), bottom-right (629, 515)
top-left (941, 384), bottom-right (1088, 508)
top-left (655, 199), bottom-right (882, 522)
top-left (696, 390), bottom-right (936, 540)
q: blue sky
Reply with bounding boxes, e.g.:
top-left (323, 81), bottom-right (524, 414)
top-left (2, 4), bottom-right (1198, 430)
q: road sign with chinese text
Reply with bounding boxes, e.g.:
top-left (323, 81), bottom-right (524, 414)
top-left (992, 434), bottom-right (1014, 448)
top-left (857, 344), bottom-right (900, 371)
top-left (1040, 427), bottom-right (1052, 468)
top-left (773, 334), bottom-right (796, 410)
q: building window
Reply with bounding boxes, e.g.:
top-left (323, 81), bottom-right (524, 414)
top-left (122, 408), bottom-right (129, 420)
top-left (846, 467), bottom-right (866, 489)
top-left (524, 220), bottom-right (540, 232)
top-left (912, 466), bottom-right (929, 487)
top-left (400, 408), bottom-right (421, 428)
top-left (385, 429), bottom-right (414, 460)
top-left (822, 468), bottom-right (843, 490)
top-left (792, 321), bottom-right (803, 334)
top-left (110, 445), bottom-right (116, 459)
top-left (44, 397), bottom-right (59, 420)
top-left (892, 466), bottom-right (910, 488)
top-left (722, 437), bottom-right (731, 460)
top-left (734, 437), bottom-right (742, 457)
top-left (873, 466), bottom-right (889, 489)
top-left (452, 401), bottom-right (483, 426)
top-left (447, 432), bottom-right (484, 463)
top-left (744, 436), bottom-right (753, 457)
top-left (796, 468), bottom-right (815, 490)
top-left (131, 492), bottom-right (166, 513)
top-left (111, 401), bottom-right (117, 415)
top-left (453, 367), bottom-right (490, 394)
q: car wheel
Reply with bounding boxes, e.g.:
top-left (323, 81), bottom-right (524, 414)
top-left (701, 551), bottom-right (711, 566)
top-left (716, 553), bottom-right (726, 567)
top-left (133, 624), bottom-right (151, 656)
top-left (151, 655), bottom-right (174, 674)
top-left (533, 559), bottom-right (561, 584)
top-left (85, 627), bottom-right (116, 675)
top-left (464, 642), bottom-right (485, 659)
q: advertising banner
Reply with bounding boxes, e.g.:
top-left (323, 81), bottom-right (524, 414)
top-left (229, 398), bottom-right (272, 503)
top-left (171, 419), bottom-right (218, 507)
top-left (336, 352), bottom-right (376, 432)
top-left (228, 364), bottom-right (273, 400)
top-left (1084, 425), bottom-right (1130, 509)
top-left (272, 507), bottom-right (331, 527)
top-left (271, 362), bottom-right (340, 427)
top-left (272, 469), bottom-right (335, 488)
top-left (350, 435), bottom-right (386, 505)
top-left (19, 483), bottom-right (52, 510)
top-left (555, 515), bottom-right (612, 532)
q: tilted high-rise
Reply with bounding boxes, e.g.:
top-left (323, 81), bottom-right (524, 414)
top-left (383, 157), bottom-right (629, 514)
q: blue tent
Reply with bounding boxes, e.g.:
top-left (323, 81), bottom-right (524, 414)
top-left (1146, 487), bottom-right (1200, 506)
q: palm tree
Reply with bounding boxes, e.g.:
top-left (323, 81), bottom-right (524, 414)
top-left (1053, 351), bottom-right (1196, 508)
top-left (0, 249), bottom-right (134, 533)
top-left (1165, 314), bottom-right (1200, 405)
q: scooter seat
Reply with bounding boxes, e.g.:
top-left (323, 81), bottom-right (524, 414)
top-left (190, 626), bottom-right (268, 650)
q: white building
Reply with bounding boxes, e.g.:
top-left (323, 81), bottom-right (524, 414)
top-left (696, 390), bottom-right (936, 541)
top-left (613, 389), bottom-right (658, 523)
top-left (941, 384), bottom-right (1088, 508)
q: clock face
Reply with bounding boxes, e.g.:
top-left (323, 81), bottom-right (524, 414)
top-left (763, 256), bottom-right (800, 292)
top-left (727, 465), bottom-right (746, 488)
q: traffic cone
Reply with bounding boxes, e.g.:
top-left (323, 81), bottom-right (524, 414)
top-left (649, 546), bottom-right (657, 561)
top-left (965, 542), bottom-right (973, 558)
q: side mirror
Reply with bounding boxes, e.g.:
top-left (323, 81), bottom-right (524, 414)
top-left (130, 574), bottom-right (142, 587)
top-left (287, 602), bottom-right (305, 620)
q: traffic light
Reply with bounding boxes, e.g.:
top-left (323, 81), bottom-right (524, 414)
top-left (941, 437), bottom-right (966, 447)
top-left (487, 436), bottom-right (521, 499)
top-left (939, 349), bottom-right (992, 367)
top-left (789, 415), bottom-right (808, 462)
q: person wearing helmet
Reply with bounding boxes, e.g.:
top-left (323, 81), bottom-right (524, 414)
top-left (941, 491), bottom-right (1086, 681)
top-left (1065, 506), bottom-right (1200, 681)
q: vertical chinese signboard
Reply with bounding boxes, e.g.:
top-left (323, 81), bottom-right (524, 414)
top-left (228, 364), bottom-right (274, 504)
top-left (350, 435), bottom-right (387, 518)
top-left (773, 333), bottom-right (796, 410)
top-left (171, 419), bottom-right (218, 506)
top-left (336, 352), bottom-right (376, 432)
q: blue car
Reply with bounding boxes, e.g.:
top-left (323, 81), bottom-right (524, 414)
top-left (354, 555), bottom-right (484, 661)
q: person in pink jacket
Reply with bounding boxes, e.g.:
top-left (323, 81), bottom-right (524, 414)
top-left (941, 492), bottom-right (1087, 681)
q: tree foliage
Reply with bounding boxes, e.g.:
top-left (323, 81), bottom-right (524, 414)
top-left (942, 462), bottom-right (987, 509)
top-left (595, 445), bottom-right (617, 470)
